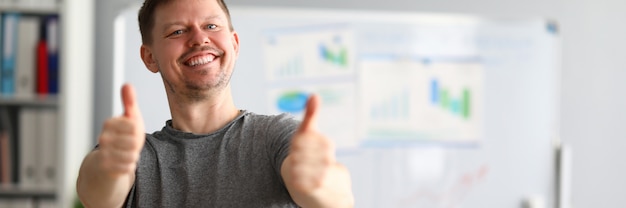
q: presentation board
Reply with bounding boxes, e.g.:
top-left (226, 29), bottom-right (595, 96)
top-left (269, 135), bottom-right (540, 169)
top-left (114, 5), bottom-right (560, 208)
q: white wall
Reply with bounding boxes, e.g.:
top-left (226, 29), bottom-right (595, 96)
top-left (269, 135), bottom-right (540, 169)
top-left (94, 0), bottom-right (626, 207)
top-left (557, 1), bottom-right (626, 207)
top-left (61, 0), bottom-right (94, 207)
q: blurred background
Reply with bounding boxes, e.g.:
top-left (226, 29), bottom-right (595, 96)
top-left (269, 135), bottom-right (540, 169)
top-left (0, 0), bottom-right (624, 207)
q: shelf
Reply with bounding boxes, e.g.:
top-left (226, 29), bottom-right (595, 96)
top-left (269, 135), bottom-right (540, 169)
top-left (0, 95), bottom-right (58, 108)
top-left (0, 4), bottom-right (59, 15)
top-left (0, 0), bottom-right (93, 207)
top-left (0, 185), bottom-right (55, 199)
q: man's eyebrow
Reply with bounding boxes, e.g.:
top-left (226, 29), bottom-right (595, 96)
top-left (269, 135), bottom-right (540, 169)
top-left (162, 21), bottom-right (185, 31)
top-left (202, 15), bottom-right (225, 23)
top-left (160, 20), bottom-right (187, 35)
top-left (160, 15), bottom-right (225, 33)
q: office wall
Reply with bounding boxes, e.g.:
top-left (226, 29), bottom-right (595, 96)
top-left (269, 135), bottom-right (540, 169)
top-left (94, 0), bottom-right (626, 207)
top-left (556, 1), bottom-right (626, 207)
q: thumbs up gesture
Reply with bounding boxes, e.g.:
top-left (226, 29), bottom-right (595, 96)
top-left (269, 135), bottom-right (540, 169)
top-left (281, 94), bottom-right (354, 208)
top-left (97, 84), bottom-right (145, 177)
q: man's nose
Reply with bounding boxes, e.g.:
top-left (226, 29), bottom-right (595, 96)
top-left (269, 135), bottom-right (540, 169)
top-left (188, 27), bottom-right (210, 47)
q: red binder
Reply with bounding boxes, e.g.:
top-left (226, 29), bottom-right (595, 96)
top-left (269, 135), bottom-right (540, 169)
top-left (36, 39), bottom-right (48, 94)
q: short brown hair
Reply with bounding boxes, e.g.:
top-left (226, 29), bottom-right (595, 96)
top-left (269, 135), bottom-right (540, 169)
top-left (138, 0), bottom-right (234, 45)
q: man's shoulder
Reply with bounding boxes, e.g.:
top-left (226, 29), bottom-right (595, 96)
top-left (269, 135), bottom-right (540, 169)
top-left (242, 111), bottom-right (299, 126)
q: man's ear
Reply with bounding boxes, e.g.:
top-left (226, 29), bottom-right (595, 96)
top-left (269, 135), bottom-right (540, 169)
top-left (232, 31), bottom-right (240, 57)
top-left (140, 45), bottom-right (159, 73)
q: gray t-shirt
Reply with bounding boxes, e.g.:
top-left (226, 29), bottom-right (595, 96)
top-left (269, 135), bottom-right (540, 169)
top-left (123, 110), bottom-right (300, 207)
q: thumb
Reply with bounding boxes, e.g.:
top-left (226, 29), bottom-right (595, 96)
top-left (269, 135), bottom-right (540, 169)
top-left (121, 83), bottom-right (142, 120)
top-left (298, 94), bottom-right (320, 132)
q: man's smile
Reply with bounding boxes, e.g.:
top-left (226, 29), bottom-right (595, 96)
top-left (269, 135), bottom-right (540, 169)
top-left (185, 54), bottom-right (217, 67)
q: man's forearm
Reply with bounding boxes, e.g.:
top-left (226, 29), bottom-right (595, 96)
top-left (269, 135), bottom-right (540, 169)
top-left (76, 150), bottom-right (134, 208)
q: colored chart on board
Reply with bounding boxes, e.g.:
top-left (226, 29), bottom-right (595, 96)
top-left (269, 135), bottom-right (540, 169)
top-left (276, 91), bottom-right (309, 113)
top-left (431, 78), bottom-right (472, 119)
top-left (263, 25), bottom-right (355, 80)
top-left (268, 83), bottom-right (358, 148)
top-left (359, 59), bottom-right (483, 144)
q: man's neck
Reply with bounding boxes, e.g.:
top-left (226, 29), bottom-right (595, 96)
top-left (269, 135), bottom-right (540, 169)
top-left (167, 87), bottom-right (240, 134)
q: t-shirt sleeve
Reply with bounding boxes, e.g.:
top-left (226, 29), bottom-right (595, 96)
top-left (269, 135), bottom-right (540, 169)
top-left (267, 113), bottom-right (300, 184)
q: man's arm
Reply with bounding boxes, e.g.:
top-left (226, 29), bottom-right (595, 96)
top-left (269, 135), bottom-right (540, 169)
top-left (76, 84), bottom-right (145, 208)
top-left (77, 150), bottom-right (136, 208)
top-left (281, 95), bottom-right (354, 208)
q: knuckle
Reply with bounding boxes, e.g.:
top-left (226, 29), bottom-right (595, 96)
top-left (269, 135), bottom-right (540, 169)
top-left (102, 117), bottom-right (121, 130)
top-left (97, 133), bottom-right (109, 145)
top-left (321, 156), bottom-right (334, 166)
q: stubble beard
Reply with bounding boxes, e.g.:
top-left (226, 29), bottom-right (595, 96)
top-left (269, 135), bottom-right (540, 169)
top-left (158, 61), bottom-right (233, 103)
top-left (184, 69), bottom-right (230, 102)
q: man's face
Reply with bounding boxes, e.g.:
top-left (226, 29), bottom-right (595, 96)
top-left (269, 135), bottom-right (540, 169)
top-left (141, 0), bottom-right (239, 99)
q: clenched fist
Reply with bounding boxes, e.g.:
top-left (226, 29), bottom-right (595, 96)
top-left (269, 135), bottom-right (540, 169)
top-left (77, 84), bottom-right (147, 207)
top-left (97, 84), bottom-right (145, 177)
top-left (281, 94), bottom-right (354, 208)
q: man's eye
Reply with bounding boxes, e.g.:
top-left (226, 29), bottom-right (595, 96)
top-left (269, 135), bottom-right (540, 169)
top-left (171, 30), bottom-right (183, 35)
top-left (207, 24), bottom-right (217, 29)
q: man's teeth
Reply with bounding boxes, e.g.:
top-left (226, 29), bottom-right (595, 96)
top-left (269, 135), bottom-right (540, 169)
top-left (188, 56), bottom-right (214, 66)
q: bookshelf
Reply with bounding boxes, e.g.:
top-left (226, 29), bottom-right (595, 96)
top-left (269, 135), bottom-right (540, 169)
top-left (0, 185), bottom-right (55, 200)
top-left (0, 96), bottom-right (58, 107)
top-left (0, 7), bottom-right (57, 15)
top-left (0, 0), bottom-right (94, 207)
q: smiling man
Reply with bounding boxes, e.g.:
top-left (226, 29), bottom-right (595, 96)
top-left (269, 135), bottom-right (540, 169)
top-left (76, 0), bottom-right (354, 207)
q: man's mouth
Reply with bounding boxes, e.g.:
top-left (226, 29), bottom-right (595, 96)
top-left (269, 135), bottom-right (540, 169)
top-left (185, 54), bottom-right (216, 67)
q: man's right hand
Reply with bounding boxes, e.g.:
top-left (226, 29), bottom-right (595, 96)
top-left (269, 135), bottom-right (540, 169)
top-left (77, 84), bottom-right (146, 207)
top-left (97, 83), bottom-right (145, 177)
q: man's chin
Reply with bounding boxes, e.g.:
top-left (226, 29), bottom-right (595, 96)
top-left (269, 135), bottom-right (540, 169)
top-left (184, 80), bottom-right (227, 92)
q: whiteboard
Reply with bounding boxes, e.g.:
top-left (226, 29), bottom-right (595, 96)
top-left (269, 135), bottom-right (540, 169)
top-left (115, 5), bottom-right (560, 208)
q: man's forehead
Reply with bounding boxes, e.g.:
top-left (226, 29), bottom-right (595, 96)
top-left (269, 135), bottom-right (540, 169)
top-left (153, 0), bottom-right (226, 25)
